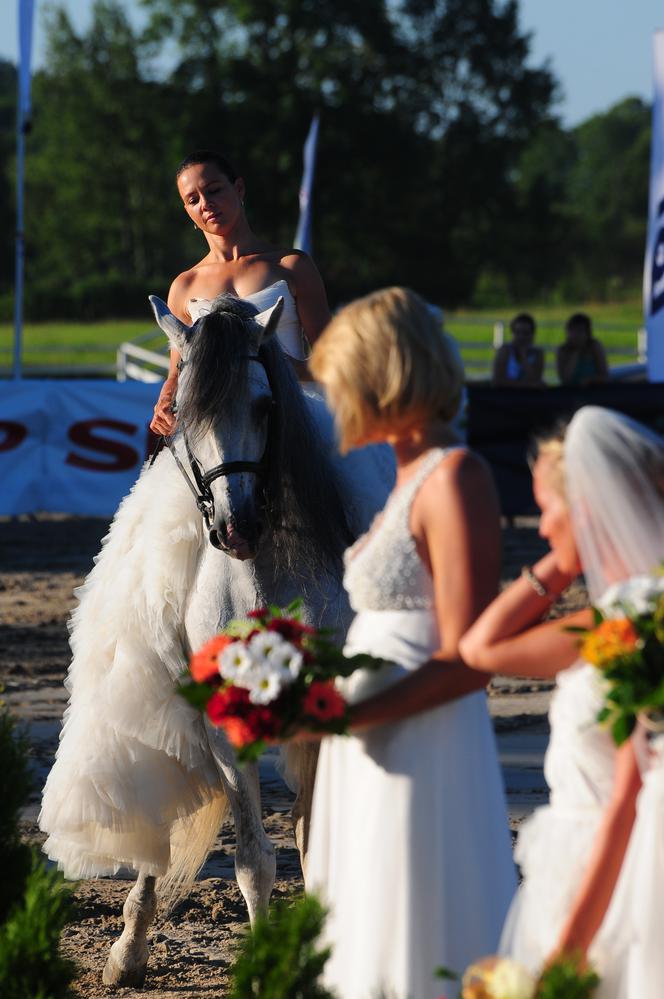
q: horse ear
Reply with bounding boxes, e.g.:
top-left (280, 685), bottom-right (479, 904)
top-left (148, 295), bottom-right (193, 354)
top-left (254, 296), bottom-right (285, 346)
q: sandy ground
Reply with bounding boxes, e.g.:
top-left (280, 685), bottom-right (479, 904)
top-left (0, 514), bottom-right (586, 997)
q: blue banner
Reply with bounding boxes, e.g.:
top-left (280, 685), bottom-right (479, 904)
top-left (18, 0), bottom-right (35, 121)
top-left (294, 114), bottom-right (320, 256)
top-left (645, 31), bottom-right (664, 380)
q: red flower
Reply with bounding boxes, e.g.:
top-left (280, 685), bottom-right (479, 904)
top-left (302, 681), bottom-right (346, 722)
top-left (206, 685), bottom-right (251, 724)
top-left (248, 607), bottom-right (269, 619)
top-left (190, 634), bottom-right (234, 683)
top-left (222, 715), bottom-right (260, 747)
top-left (268, 618), bottom-right (317, 644)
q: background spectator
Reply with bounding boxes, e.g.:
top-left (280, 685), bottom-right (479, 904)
top-left (492, 313), bottom-right (545, 387)
top-left (556, 312), bottom-right (609, 386)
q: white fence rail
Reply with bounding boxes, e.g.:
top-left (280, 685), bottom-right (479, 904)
top-left (0, 316), bottom-right (647, 381)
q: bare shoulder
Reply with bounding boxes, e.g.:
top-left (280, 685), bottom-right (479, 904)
top-left (428, 447), bottom-right (493, 496)
top-left (278, 250), bottom-right (324, 287)
top-left (415, 448), bottom-right (498, 526)
top-left (167, 268), bottom-right (198, 320)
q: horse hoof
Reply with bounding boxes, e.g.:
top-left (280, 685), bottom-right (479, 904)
top-left (102, 948), bottom-right (148, 988)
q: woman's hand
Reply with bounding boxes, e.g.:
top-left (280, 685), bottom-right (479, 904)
top-left (150, 376), bottom-right (178, 436)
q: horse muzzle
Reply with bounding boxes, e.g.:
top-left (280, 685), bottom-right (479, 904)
top-left (209, 518), bottom-right (262, 560)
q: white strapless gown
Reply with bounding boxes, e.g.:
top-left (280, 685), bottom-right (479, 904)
top-left (39, 281), bottom-right (394, 882)
top-left (499, 662), bottom-right (626, 993)
top-left (306, 448), bottom-right (516, 999)
top-left (592, 731), bottom-right (664, 998)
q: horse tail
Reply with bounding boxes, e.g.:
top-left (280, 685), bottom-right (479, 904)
top-left (157, 789), bottom-right (229, 909)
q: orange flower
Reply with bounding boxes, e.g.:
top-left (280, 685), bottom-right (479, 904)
top-left (190, 634), bottom-right (234, 683)
top-left (302, 681), bottom-right (346, 722)
top-left (582, 618), bottom-right (640, 668)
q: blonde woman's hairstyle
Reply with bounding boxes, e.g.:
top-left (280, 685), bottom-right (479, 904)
top-left (531, 423), bottom-right (568, 499)
top-left (310, 287), bottom-right (464, 453)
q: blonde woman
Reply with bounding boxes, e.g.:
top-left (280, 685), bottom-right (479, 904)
top-left (460, 407), bottom-right (664, 993)
top-left (304, 288), bottom-right (515, 999)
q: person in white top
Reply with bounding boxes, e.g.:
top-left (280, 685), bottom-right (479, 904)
top-left (460, 407), bottom-right (664, 994)
top-left (150, 149), bottom-right (330, 435)
top-left (300, 287), bottom-right (515, 999)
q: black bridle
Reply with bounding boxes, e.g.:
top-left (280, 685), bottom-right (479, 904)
top-left (151, 354), bottom-right (274, 532)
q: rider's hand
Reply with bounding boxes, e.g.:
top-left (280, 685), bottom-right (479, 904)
top-left (150, 377), bottom-right (178, 436)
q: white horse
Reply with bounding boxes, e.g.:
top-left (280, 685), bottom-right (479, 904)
top-left (39, 291), bottom-right (393, 987)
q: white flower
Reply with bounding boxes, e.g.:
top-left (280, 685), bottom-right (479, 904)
top-left (268, 644), bottom-right (303, 680)
top-left (487, 958), bottom-right (535, 999)
top-left (219, 643), bottom-right (256, 683)
top-left (248, 631), bottom-right (287, 662)
top-left (598, 574), bottom-right (664, 618)
top-left (247, 665), bottom-right (287, 705)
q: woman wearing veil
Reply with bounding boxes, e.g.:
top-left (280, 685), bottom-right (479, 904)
top-left (460, 406), bottom-right (664, 992)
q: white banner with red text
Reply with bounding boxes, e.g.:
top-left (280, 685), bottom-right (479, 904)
top-left (0, 380), bottom-right (161, 516)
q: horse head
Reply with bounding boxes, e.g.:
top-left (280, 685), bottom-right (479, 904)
top-left (149, 293), bottom-right (284, 559)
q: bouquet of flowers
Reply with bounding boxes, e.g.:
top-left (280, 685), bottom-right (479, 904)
top-left (438, 954), bottom-right (599, 999)
top-left (577, 571), bottom-right (664, 745)
top-left (177, 601), bottom-right (385, 761)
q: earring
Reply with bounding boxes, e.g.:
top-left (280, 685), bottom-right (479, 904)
top-left (193, 222), bottom-right (198, 230)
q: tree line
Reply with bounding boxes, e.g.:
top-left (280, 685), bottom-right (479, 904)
top-left (0, 0), bottom-right (652, 320)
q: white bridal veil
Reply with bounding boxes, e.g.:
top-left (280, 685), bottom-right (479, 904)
top-left (563, 406), bottom-right (664, 602)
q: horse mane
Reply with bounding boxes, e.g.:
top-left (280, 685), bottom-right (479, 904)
top-left (178, 294), bottom-right (354, 578)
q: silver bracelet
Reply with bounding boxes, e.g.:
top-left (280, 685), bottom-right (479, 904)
top-left (521, 564), bottom-right (550, 598)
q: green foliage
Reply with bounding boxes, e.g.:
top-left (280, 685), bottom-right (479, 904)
top-left (536, 956), bottom-right (600, 998)
top-left (0, 713), bottom-right (35, 922)
top-left (0, 710), bottom-right (77, 998)
top-left (0, 1), bottom-right (651, 316)
top-left (0, 856), bottom-right (76, 999)
top-left (228, 894), bottom-right (336, 999)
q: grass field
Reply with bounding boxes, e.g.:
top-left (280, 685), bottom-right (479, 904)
top-left (0, 299), bottom-right (645, 379)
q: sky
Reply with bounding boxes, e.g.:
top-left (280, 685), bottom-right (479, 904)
top-left (1, 0), bottom-right (663, 127)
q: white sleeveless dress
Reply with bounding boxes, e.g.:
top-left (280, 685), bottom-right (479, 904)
top-left (591, 732), bottom-right (664, 998)
top-left (306, 447), bottom-right (516, 999)
top-left (39, 281), bottom-right (393, 881)
top-left (499, 662), bottom-right (623, 990)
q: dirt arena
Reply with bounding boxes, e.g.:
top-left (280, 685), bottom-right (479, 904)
top-left (0, 514), bottom-right (584, 997)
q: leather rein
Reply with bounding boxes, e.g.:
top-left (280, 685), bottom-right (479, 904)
top-left (150, 354), bottom-right (274, 532)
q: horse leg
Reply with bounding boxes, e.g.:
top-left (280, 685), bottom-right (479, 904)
top-left (221, 758), bottom-right (276, 924)
top-left (291, 742), bottom-right (320, 876)
top-left (102, 872), bottom-right (157, 987)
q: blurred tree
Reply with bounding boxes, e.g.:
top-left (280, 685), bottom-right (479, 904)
top-left (24, 1), bottom-right (189, 317)
top-left (0, 61), bottom-right (16, 297)
top-left (5, 0), bottom-right (647, 317)
top-left (565, 97), bottom-right (650, 300)
top-left (138, 0), bottom-right (559, 305)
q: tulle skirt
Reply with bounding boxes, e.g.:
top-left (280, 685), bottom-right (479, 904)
top-left (39, 452), bottom-right (227, 882)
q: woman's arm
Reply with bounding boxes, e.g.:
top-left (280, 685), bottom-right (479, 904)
top-left (459, 551), bottom-right (590, 679)
top-left (491, 345), bottom-right (510, 385)
top-left (349, 450), bottom-right (502, 732)
top-left (523, 346), bottom-right (545, 384)
top-left (149, 276), bottom-right (190, 435)
top-left (590, 339), bottom-right (609, 381)
top-left (282, 251), bottom-right (331, 345)
top-left (552, 739), bottom-right (641, 959)
top-left (556, 344), bottom-right (578, 384)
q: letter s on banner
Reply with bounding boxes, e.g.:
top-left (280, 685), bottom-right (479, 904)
top-left (66, 419), bottom-right (139, 472)
top-left (0, 421), bottom-right (28, 453)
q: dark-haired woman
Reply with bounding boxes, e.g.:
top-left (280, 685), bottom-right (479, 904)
top-left (150, 151), bottom-right (331, 435)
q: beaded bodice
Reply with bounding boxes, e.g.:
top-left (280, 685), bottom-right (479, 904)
top-left (343, 447), bottom-right (456, 612)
